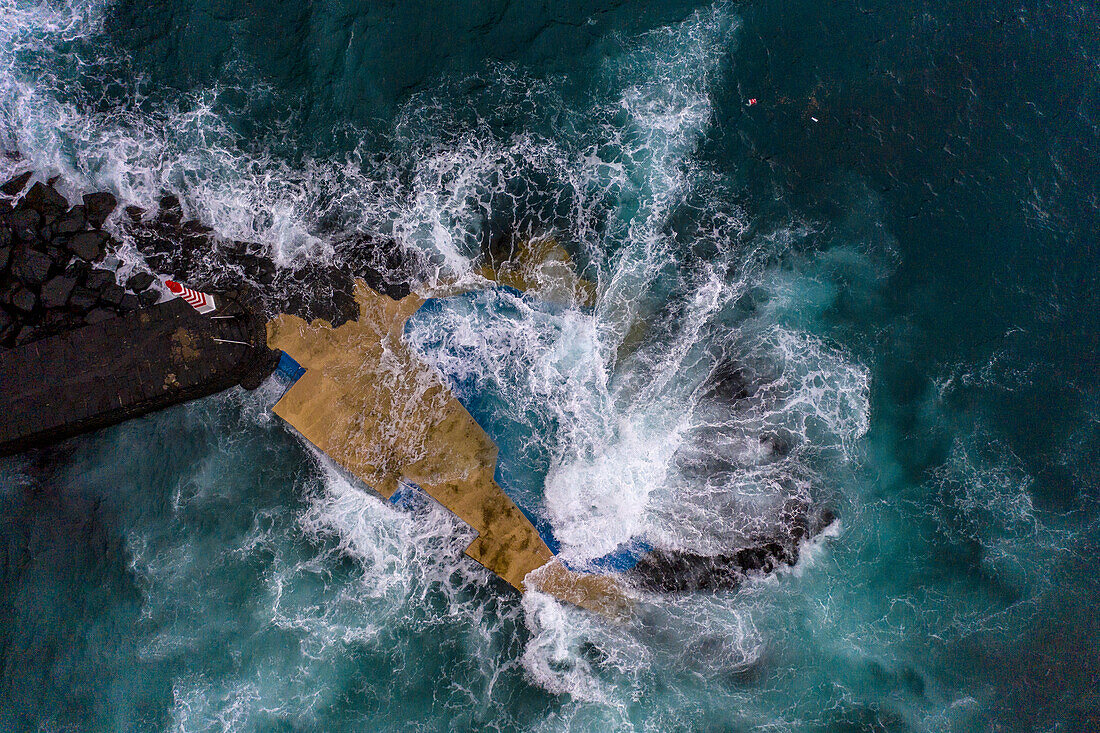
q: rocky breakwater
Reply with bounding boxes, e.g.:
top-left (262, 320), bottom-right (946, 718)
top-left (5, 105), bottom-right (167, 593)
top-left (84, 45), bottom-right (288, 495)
top-left (0, 172), bottom-right (277, 455)
top-left (0, 173), bottom-right (162, 347)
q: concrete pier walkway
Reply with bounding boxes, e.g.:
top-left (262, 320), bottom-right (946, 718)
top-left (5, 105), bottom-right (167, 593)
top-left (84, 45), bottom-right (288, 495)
top-left (0, 293), bottom-right (276, 456)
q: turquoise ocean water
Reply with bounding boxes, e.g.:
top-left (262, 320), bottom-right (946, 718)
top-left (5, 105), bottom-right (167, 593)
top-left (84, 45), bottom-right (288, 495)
top-left (0, 1), bottom-right (1097, 730)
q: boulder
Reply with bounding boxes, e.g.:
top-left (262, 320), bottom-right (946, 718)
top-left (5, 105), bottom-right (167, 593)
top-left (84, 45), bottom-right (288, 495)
top-left (63, 258), bottom-right (90, 281)
top-left (137, 289), bottom-right (160, 308)
top-left (0, 171), bottom-right (31, 196)
top-left (117, 292), bottom-right (140, 312)
top-left (68, 286), bottom-right (98, 312)
top-left (19, 182), bottom-right (69, 222)
top-left (0, 244), bottom-right (9, 273)
top-left (156, 194), bottom-right (183, 226)
top-left (40, 275), bottom-right (77, 309)
top-left (236, 252), bottom-right (277, 285)
top-left (124, 205), bottom-right (144, 222)
top-left (12, 247), bottom-right (53, 286)
top-left (628, 509), bottom-right (837, 593)
top-left (277, 261), bottom-right (358, 327)
top-left (82, 192), bottom-right (117, 227)
top-left (7, 283), bottom-right (37, 313)
top-left (629, 543), bottom-right (796, 593)
top-left (84, 308), bottom-right (115, 324)
top-left (9, 208), bottom-right (40, 242)
top-left (46, 244), bottom-right (70, 266)
top-left (84, 269), bottom-right (114, 291)
top-left (125, 271), bottom-right (155, 292)
top-left (118, 293), bottom-right (140, 312)
top-left (67, 230), bottom-right (109, 261)
top-left (53, 205), bottom-right (86, 235)
top-left (99, 283), bottom-right (125, 306)
top-left (337, 233), bottom-right (425, 301)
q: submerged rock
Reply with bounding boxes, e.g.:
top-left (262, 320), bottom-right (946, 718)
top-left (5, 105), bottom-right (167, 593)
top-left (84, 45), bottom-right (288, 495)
top-left (628, 508), bottom-right (837, 593)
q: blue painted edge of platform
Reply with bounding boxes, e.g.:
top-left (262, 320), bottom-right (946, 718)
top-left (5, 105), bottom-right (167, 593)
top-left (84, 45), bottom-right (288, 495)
top-left (275, 351), bottom-right (306, 384)
top-left (389, 481), bottom-right (650, 573)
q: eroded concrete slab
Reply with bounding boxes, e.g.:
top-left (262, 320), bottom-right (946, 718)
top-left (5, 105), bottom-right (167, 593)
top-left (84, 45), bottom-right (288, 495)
top-left (268, 281), bottom-right (556, 591)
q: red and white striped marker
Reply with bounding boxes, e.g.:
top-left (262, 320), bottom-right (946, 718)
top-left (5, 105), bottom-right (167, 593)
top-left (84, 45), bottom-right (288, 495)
top-left (165, 280), bottom-right (217, 314)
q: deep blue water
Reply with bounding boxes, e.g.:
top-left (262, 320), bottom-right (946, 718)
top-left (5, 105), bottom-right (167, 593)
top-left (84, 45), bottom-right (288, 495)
top-left (0, 0), bottom-right (1097, 730)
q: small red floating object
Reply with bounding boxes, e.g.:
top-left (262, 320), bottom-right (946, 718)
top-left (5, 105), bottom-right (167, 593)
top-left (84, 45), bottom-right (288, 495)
top-left (747, 98), bottom-right (758, 107)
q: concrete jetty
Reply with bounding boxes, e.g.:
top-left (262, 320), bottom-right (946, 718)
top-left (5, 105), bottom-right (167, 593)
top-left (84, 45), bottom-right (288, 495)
top-left (268, 280), bottom-right (632, 618)
top-left (0, 291), bottom-right (277, 456)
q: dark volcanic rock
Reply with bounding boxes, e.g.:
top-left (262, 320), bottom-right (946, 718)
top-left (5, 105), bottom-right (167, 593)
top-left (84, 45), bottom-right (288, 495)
top-left (118, 293), bottom-right (140, 312)
top-left (13, 325), bottom-right (41, 346)
top-left (628, 509), bottom-right (837, 594)
top-left (13, 247), bottom-right (53, 285)
top-left (63, 258), bottom-right (90, 281)
top-left (276, 260), bottom-right (358, 327)
top-left (156, 194), bottom-right (183, 226)
top-left (0, 171), bottom-right (31, 196)
top-left (67, 230), bottom-right (109, 262)
top-left (53, 205), bottom-right (86, 235)
top-left (235, 252), bottom-right (277, 286)
top-left (137, 289), bottom-right (160, 308)
top-left (337, 233), bottom-right (425, 301)
top-left (82, 191), bottom-right (117, 227)
top-left (42, 309), bottom-right (83, 333)
top-left (7, 283), bottom-right (37, 313)
top-left (125, 271), bottom-right (155, 292)
top-left (46, 244), bottom-right (70, 265)
top-left (40, 275), bottom-right (77, 308)
top-left (99, 283), bottom-right (125, 306)
top-left (0, 244), bottom-right (10, 272)
top-left (68, 286), bottom-right (99, 312)
top-left (630, 543), bottom-right (796, 594)
top-left (84, 269), bottom-right (114, 291)
top-left (20, 182), bottom-right (69, 222)
top-left (84, 307), bottom-right (115, 324)
top-left (9, 208), bottom-right (40, 241)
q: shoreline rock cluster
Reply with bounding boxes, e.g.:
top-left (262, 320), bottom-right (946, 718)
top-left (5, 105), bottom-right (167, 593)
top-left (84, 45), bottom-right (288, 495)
top-left (124, 194), bottom-right (424, 328)
top-left (1, 170), bottom-right (426, 347)
top-left (0, 173), bottom-right (162, 348)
